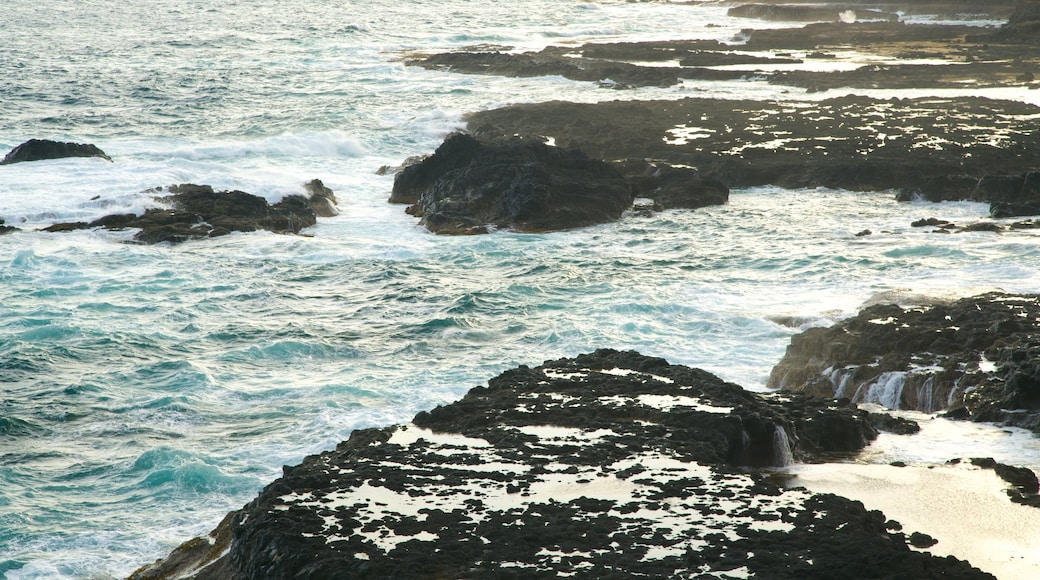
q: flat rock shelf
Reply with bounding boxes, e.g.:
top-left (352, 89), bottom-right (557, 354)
top-left (131, 350), bottom-right (990, 579)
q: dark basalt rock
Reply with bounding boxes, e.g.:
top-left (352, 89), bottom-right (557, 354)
top-left (0, 138), bottom-right (112, 164)
top-left (413, 18), bottom-right (1037, 94)
top-left (768, 292), bottom-right (1040, 433)
top-left (408, 18), bottom-right (1040, 197)
top-left (128, 350), bottom-right (989, 579)
top-left (416, 47), bottom-right (749, 90)
top-left (391, 133), bottom-right (634, 234)
top-left (727, 4), bottom-right (899, 22)
top-left (465, 96), bottom-right (1040, 193)
top-left (0, 219), bottom-right (17, 235)
top-left (41, 181), bottom-right (338, 244)
top-left (899, 172), bottom-right (1040, 208)
top-left (615, 159), bottom-right (729, 210)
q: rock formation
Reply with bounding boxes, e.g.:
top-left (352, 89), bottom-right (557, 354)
top-left (390, 133), bottom-right (634, 234)
top-left (40, 181), bottom-right (338, 244)
top-left (463, 96), bottom-right (1040, 195)
top-left (0, 138), bottom-right (112, 164)
top-left (130, 350), bottom-right (991, 579)
top-left (768, 292), bottom-right (1040, 433)
top-left (404, 16), bottom-right (1040, 200)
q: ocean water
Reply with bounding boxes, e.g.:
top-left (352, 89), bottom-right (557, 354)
top-left (1, 1), bottom-right (1038, 577)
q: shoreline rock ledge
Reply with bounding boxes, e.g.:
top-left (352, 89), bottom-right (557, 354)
top-left (131, 349), bottom-right (990, 579)
top-left (768, 292), bottom-right (1040, 433)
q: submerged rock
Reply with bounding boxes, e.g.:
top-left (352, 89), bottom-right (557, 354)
top-left (0, 138), bottom-right (112, 164)
top-left (768, 292), bottom-right (1040, 433)
top-left (130, 350), bottom-right (990, 579)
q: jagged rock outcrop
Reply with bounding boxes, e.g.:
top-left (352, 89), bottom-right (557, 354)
top-left (768, 292), bottom-right (1040, 432)
top-left (40, 181), bottom-right (338, 244)
top-left (130, 350), bottom-right (991, 580)
top-left (0, 138), bottom-right (112, 164)
top-left (390, 133), bottom-right (634, 234)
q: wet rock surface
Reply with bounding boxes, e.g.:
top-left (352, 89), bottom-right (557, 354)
top-left (391, 133), bottom-right (730, 234)
top-left (131, 350), bottom-right (992, 579)
top-left (726, 3), bottom-right (899, 22)
top-left (768, 292), bottom-right (1040, 433)
top-left (40, 181), bottom-right (338, 244)
top-left (0, 138), bottom-right (112, 164)
top-left (403, 9), bottom-right (1040, 203)
top-left (465, 95), bottom-right (1040, 194)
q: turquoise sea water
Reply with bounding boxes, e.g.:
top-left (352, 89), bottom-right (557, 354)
top-left (2, 1), bottom-right (1039, 577)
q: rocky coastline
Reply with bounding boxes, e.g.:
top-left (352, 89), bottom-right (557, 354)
top-left (769, 292), bottom-right (1040, 434)
top-left (129, 3), bottom-right (1040, 577)
top-left (0, 139), bottom-right (339, 242)
top-left (379, 3), bottom-right (1040, 234)
top-left (131, 349), bottom-right (1000, 579)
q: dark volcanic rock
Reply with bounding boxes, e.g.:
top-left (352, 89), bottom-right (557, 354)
top-left (128, 350), bottom-right (988, 579)
top-left (416, 46), bottom-right (749, 90)
top-left (0, 138), bottom-right (112, 164)
top-left (768, 292), bottom-right (1040, 433)
top-left (413, 18), bottom-right (1038, 94)
top-left (617, 160), bottom-right (729, 210)
top-left (0, 219), bottom-right (17, 235)
top-left (982, 171), bottom-right (1040, 216)
top-left (42, 181), bottom-right (338, 244)
top-left (466, 96), bottom-right (1040, 192)
top-left (391, 133), bottom-right (634, 234)
top-left (727, 4), bottom-right (899, 22)
top-left (407, 18), bottom-right (1040, 196)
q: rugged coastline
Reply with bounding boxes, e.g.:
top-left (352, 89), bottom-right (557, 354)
top-left (131, 349), bottom-right (999, 579)
top-left (393, 2), bottom-right (1040, 231)
top-left (130, 4), bottom-right (1040, 578)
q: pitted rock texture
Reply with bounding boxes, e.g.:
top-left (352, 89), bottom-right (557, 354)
top-left (465, 96), bottom-right (1040, 195)
top-left (769, 292), bottom-right (1040, 433)
top-left (131, 350), bottom-right (989, 580)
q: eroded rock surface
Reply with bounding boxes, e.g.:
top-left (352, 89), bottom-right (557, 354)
top-left (768, 292), bottom-right (1040, 433)
top-left (130, 350), bottom-right (991, 580)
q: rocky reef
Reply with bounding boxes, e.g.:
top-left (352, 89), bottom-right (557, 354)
top-left (768, 292), bottom-right (1040, 433)
top-left (39, 180), bottom-right (338, 244)
top-left (401, 8), bottom-right (1040, 215)
top-left (463, 95), bottom-right (1040, 196)
top-left (390, 133), bottom-right (727, 234)
top-left (131, 350), bottom-right (995, 579)
top-left (0, 138), bottom-right (112, 165)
